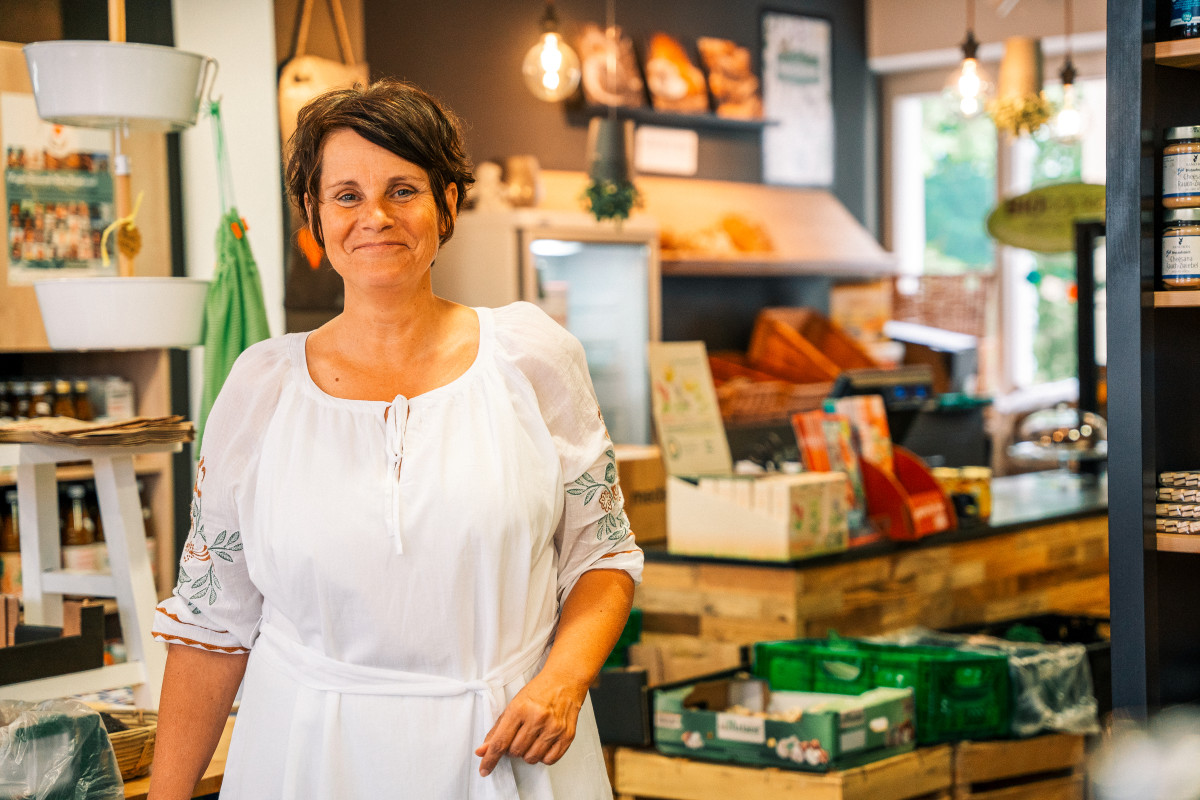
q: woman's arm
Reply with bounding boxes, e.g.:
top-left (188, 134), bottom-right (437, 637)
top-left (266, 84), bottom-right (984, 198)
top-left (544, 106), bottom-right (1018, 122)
top-left (147, 644), bottom-right (249, 800)
top-left (475, 568), bottom-right (634, 776)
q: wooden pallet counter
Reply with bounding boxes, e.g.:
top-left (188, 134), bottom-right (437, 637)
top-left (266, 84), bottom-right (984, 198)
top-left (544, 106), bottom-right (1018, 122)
top-left (612, 745), bottom-right (953, 800)
top-left (952, 734), bottom-right (1086, 800)
top-left (633, 472), bottom-right (1107, 678)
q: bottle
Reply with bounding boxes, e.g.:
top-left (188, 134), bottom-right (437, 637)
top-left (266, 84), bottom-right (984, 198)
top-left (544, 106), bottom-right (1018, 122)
top-left (52, 378), bottom-right (75, 418)
top-left (61, 484), bottom-right (96, 546)
top-left (28, 380), bottom-right (53, 418)
top-left (1171, 0), bottom-right (1200, 39)
top-left (1, 490), bottom-right (18, 552)
top-left (73, 379), bottom-right (95, 422)
top-left (0, 490), bottom-right (20, 595)
top-left (136, 479), bottom-right (154, 543)
top-left (1162, 208), bottom-right (1200, 288)
top-left (88, 481), bottom-right (104, 542)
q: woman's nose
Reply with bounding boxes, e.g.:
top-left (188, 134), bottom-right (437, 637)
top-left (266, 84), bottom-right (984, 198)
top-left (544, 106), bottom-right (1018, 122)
top-left (362, 198), bottom-right (393, 228)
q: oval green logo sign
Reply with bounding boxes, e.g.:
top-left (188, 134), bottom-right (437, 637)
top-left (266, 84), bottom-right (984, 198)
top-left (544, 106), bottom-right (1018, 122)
top-left (986, 182), bottom-right (1106, 253)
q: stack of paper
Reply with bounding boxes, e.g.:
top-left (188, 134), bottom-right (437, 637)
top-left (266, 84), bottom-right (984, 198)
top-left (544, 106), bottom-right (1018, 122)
top-left (0, 415), bottom-right (194, 446)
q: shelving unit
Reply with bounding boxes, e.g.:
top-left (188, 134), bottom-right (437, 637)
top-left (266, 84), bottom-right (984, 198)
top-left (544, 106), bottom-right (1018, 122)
top-left (0, 41), bottom-right (182, 599)
top-left (0, 440), bottom-right (175, 707)
top-left (1109, 0), bottom-right (1200, 714)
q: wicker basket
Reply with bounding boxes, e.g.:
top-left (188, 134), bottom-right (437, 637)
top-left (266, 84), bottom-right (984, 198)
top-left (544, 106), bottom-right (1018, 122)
top-left (107, 708), bottom-right (157, 781)
top-left (715, 377), bottom-right (832, 426)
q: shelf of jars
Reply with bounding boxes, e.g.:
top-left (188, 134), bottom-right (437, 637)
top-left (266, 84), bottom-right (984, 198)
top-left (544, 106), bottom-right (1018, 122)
top-left (1157, 533), bottom-right (1200, 553)
top-left (1153, 290), bottom-right (1200, 306)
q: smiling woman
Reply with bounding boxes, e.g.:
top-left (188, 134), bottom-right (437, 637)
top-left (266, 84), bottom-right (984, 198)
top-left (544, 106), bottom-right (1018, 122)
top-left (146, 79), bottom-right (644, 800)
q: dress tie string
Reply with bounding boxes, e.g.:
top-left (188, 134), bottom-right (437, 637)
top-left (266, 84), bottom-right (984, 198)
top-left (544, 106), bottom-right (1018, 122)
top-left (384, 398), bottom-right (409, 554)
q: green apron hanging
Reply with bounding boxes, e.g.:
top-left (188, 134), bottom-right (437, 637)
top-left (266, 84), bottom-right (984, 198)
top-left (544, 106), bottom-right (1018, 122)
top-left (198, 100), bottom-right (271, 447)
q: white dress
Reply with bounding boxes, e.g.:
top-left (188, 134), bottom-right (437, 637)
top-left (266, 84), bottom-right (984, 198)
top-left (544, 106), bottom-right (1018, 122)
top-left (152, 302), bottom-right (645, 799)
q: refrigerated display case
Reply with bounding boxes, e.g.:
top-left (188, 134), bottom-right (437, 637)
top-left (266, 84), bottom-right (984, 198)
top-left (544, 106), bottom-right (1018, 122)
top-left (432, 209), bottom-right (660, 445)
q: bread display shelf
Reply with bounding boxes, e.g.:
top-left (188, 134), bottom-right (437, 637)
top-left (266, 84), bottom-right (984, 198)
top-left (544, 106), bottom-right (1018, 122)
top-left (575, 104), bottom-right (774, 132)
top-left (662, 253), bottom-right (899, 277)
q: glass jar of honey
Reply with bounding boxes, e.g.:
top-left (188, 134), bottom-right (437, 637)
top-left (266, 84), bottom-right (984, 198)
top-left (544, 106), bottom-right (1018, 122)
top-left (1164, 127), bottom-right (1200, 208)
top-left (1163, 208), bottom-right (1200, 288)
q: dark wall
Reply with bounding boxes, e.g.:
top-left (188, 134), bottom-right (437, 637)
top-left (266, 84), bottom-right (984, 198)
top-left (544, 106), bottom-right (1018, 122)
top-left (364, 0), bottom-right (872, 224)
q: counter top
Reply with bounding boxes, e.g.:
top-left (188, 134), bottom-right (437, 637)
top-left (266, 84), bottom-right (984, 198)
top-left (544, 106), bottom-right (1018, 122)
top-left (641, 469), bottom-right (1107, 569)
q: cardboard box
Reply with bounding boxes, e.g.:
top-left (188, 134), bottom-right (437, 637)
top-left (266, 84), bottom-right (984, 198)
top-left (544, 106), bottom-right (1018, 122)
top-left (654, 673), bottom-right (915, 771)
top-left (666, 472), bottom-right (849, 561)
top-left (614, 444), bottom-right (667, 544)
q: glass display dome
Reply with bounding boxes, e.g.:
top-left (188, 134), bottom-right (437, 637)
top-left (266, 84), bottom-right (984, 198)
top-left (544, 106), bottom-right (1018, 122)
top-left (1007, 404), bottom-right (1108, 465)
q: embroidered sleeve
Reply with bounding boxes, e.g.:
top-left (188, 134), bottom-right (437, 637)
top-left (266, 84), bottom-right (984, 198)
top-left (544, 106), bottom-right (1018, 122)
top-left (152, 455), bottom-right (263, 654)
top-left (555, 435), bottom-right (645, 607)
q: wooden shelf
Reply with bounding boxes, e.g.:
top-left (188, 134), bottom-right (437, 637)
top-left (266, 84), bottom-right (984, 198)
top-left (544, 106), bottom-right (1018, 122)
top-left (1156, 39), bottom-right (1200, 69)
top-left (662, 253), bottom-right (898, 278)
top-left (1158, 532), bottom-right (1200, 553)
top-left (1154, 290), bottom-right (1200, 306)
top-left (576, 104), bottom-right (774, 132)
top-left (0, 454), bottom-right (166, 487)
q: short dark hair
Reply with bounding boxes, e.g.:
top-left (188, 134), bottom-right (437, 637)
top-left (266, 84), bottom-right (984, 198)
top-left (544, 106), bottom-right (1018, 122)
top-left (285, 79), bottom-right (474, 247)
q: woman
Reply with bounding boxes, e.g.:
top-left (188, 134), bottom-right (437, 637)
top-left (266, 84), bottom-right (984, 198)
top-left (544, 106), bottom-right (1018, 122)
top-left (148, 80), bottom-right (642, 799)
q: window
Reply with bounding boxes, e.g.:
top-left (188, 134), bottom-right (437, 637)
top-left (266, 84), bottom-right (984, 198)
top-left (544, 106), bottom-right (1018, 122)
top-left (891, 76), bottom-right (1106, 391)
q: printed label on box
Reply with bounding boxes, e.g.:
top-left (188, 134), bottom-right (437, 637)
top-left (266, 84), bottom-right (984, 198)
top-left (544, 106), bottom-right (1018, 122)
top-left (716, 713), bottom-right (766, 744)
top-left (839, 708), bottom-right (864, 729)
top-left (655, 712), bottom-right (683, 731)
top-left (840, 728), bottom-right (866, 752)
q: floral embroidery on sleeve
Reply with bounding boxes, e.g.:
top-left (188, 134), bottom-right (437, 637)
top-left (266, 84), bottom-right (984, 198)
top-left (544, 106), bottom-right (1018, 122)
top-left (176, 457), bottom-right (243, 611)
top-left (567, 447), bottom-right (631, 542)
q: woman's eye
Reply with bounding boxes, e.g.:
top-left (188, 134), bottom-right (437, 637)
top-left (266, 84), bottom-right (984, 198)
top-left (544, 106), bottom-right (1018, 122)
top-left (336, 193), bottom-right (358, 203)
top-left (393, 187), bottom-right (416, 199)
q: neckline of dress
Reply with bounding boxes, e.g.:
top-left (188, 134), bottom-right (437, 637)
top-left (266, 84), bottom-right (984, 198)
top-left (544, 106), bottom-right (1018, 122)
top-left (293, 306), bottom-right (492, 410)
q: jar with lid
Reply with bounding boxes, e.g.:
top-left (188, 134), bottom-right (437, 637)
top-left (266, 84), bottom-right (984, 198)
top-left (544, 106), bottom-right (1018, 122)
top-left (1164, 127), bottom-right (1200, 207)
top-left (0, 381), bottom-right (13, 424)
top-left (1171, 1), bottom-right (1200, 40)
top-left (28, 380), bottom-right (53, 418)
top-left (73, 379), bottom-right (95, 421)
top-left (1163, 208), bottom-right (1200, 287)
top-left (61, 484), bottom-right (96, 547)
top-left (1, 490), bottom-right (18, 552)
top-left (52, 378), bottom-right (75, 418)
top-left (11, 381), bottom-right (30, 420)
top-left (0, 490), bottom-right (19, 595)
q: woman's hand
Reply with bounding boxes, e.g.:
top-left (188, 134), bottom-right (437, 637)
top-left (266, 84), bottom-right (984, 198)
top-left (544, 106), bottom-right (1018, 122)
top-left (474, 668), bottom-right (588, 777)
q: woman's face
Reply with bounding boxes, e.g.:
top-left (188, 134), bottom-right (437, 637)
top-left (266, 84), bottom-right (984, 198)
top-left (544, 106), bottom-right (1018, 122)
top-left (310, 128), bottom-right (457, 294)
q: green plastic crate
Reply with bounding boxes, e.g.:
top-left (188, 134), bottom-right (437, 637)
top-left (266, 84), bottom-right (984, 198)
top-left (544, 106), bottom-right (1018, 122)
top-left (753, 636), bottom-right (1011, 744)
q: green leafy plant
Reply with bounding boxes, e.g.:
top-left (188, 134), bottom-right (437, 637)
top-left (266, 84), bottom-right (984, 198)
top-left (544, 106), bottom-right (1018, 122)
top-left (987, 92), bottom-right (1053, 137)
top-left (583, 178), bottom-right (641, 223)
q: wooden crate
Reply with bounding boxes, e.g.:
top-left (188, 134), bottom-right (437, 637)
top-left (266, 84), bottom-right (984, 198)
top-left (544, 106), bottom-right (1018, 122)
top-left (612, 745), bottom-right (953, 800)
top-left (952, 735), bottom-right (1086, 800)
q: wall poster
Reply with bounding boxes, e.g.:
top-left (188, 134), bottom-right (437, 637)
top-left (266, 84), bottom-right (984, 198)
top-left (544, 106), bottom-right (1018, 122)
top-left (761, 11), bottom-right (833, 187)
top-left (2, 92), bottom-right (115, 283)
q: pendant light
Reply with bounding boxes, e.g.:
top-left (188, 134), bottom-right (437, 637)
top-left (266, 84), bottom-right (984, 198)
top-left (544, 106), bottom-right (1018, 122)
top-left (522, 0), bottom-right (582, 102)
top-left (1053, 0), bottom-right (1082, 142)
top-left (945, 0), bottom-right (993, 118)
top-left (582, 0), bottom-right (638, 222)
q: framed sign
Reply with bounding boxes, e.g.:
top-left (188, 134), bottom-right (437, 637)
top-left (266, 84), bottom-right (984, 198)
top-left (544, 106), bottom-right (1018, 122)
top-left (761, 10), bottom-right (833, 187)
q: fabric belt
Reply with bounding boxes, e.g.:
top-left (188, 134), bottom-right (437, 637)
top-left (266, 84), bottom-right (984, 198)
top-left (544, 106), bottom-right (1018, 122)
top-left (254, 622), bottom-right (555, 799)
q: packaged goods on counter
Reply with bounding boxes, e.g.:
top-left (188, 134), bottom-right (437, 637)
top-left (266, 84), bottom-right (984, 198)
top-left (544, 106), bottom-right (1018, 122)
top-left (666, 471), bottom-right (849, 561)
top-left (653, 671), bottom-right (915, 772)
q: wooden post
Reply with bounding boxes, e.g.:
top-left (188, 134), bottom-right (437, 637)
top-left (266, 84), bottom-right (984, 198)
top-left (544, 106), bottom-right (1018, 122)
top-left (108, 0), bottom-right (135, 277)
